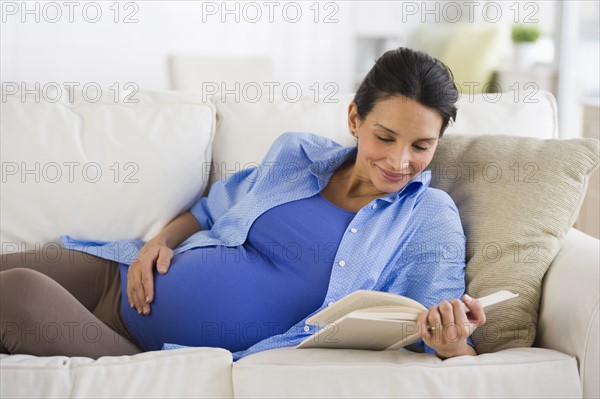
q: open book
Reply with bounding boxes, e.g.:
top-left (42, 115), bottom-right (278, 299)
top-left (296, 290), bottom-right (518, 351)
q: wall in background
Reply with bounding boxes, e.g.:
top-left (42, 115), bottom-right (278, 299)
top-left (2, 2), bottom-right (369, 92)
top-left (2, 1), bottom-right (598, 140)
top-left (0, 1), bottom-right (537, 93)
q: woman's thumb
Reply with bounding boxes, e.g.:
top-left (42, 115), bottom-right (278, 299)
top-left (463, 294), bottom-right (486, 326)
top-left (157, 248), bottom-right (172, 274)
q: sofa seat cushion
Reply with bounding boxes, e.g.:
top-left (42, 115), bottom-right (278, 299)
top-left (0, 347), bottom-right (233, 399)
top-left (232, 347), bottom-right (581, 398)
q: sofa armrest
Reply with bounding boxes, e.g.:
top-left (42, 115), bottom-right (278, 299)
top-left (537, 228), bottom-right (599, 398)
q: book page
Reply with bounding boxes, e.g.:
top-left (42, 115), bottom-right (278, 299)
top-left (478, 290), bottom-right (519, 309)
top-left (297, 316), bottom-right (421, 350)
top-left (306, 290), bottom-right (426, 326)
top-left (351, 306), bottom-right (421, 321)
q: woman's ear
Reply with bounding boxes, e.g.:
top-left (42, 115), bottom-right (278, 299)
top-left (347, 102), bottom-right (360, 136)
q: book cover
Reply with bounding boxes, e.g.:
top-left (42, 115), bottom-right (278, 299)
top-left (297, 290), bottom-right (518, 350)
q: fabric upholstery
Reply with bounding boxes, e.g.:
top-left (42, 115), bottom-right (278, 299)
top-left (0, 88), bottom-right (216, 252)
top-left (0, 347), bottom-right (233, 398)
top-left (232, 347), bottom-right (580, 398)
top-left (429, 134), bottom-right (600, 353)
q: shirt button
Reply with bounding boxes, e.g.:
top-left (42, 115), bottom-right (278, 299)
top-left (303, 326), bottom-right (310, 332)
top-left (371, 204), bottom-right (377, 210)
top-left (350, 227), bottom-right (358, 233)
top-left (338, 260), bottom-right (346, 267)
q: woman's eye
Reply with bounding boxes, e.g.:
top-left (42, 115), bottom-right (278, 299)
top-left (377, 136), bottom-right (394, 143)
top-left (414, 145), bottom-right (430, 151)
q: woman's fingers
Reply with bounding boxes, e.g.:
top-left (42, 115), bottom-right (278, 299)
top-left (126, 268), bottom-right (135, 309)
top-left (132, 261), bottom-right (146, 314)
top-left (463, 294), bottom-right (486, 326)
top-left (126, 263), bottom-right (139, 309)
top-left (426, 301), bottom-right (457, 343)
top-left (439, 300), bottom-right (458, 341)
top-left (126, 262), bottom-right (138, 311)
top-left (426, 304), bottom-right (442, 339)
top-left (419, 296), bottom-right (487, 359)
top-left (156, 246), bottom-right (173, 274)
top-left (140, 264), bottom-right (154, 313)
top-left (449, 299), bottom-right (470, 341)
top-left (421, 300), bottom-right (474, 344)
top-left (125, 241), bottom-right (174, 316)
top-left (127, 259), bottom-right (152, 315)
top-left (417, 309), bottom-right (429, 339)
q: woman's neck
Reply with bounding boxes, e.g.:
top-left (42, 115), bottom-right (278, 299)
top-left (320, 161), bottom-right (385, 212)
top-left (332, 161), bottom-right (384, 200)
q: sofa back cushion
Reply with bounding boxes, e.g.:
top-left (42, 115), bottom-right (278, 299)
top-left (447, 90), bottom-right (558, 138)
top-left (210, 89), bottom-right (558, 183)
top-left (209, 94), bottom-right (355, 184)
top-left (1, 87), bottom-right (216, 253)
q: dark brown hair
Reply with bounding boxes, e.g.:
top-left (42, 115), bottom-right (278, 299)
top-left (353, 47), bottom-right (459, 136)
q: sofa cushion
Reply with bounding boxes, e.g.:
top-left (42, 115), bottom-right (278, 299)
top-left (1, 87), bottom-right (216, 252)
top-left (233, 347), bottom-right (581, 398)
top-left (0, 347), bottom-right (233, 398)
top-left (210, 90), bottom-right (558, 183)
top-left (428, 134), bottom-right (599, 353)
top-left (445, 89), bottom-right (558, 138)
top-left (209, 94), bottom-right (355, 184)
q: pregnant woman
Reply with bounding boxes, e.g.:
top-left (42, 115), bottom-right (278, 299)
top-left (0, 47), bottom-right (485, 360)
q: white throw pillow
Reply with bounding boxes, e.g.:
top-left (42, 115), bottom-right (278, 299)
top-left (1, 86), bottom-right (216, 253)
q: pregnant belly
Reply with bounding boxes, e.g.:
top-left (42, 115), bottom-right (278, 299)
top-left (119, 245), bottom-right (325, 352)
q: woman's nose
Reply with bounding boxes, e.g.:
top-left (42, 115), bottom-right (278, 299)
top-left (388, 147), bottom-right (413, 171)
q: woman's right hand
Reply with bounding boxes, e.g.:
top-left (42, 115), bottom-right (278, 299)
top-left (126, 239), bottom-right (173, 316)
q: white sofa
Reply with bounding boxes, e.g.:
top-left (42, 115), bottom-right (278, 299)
top-left (1, 86), bottom-right (598, 398)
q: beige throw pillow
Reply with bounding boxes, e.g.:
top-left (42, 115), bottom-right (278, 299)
top-left (429, 134), bottom-right (599, 353)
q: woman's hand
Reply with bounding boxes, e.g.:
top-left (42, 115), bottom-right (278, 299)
top-left (417, 294), bottom-right (486, 359)
top-left (126, 239), bottom-right (173, 316)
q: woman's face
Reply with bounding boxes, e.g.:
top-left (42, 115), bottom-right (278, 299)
top-left (348, 95), bottom-right (443, 194)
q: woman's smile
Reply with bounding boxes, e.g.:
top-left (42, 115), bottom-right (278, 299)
top-left (376, 165), bottom-right (412, 183)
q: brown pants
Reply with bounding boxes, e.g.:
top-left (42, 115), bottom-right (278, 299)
top-left (0, 247), bottom-right (142, 359)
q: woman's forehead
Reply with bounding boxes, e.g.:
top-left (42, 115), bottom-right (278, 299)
top-left (367, 97), bottom-right (443, 134)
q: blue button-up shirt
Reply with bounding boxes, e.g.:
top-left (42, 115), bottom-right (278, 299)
top-left (61, 132), bottom-right (467, 360)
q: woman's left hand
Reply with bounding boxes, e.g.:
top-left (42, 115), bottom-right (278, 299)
top-left (417, 294), bottom-right (486, 359)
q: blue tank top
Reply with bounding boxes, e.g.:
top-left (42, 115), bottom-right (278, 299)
top-left (119, 192), bottom-right (356, 352)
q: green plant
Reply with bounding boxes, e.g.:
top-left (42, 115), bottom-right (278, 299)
top-left (512, 24), bottom-right (541, 43)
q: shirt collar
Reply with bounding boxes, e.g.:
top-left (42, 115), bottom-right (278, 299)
top-left (307, 145), bottom-right (431, 202)
top-left (308, 145), bottom-right (356, 189)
